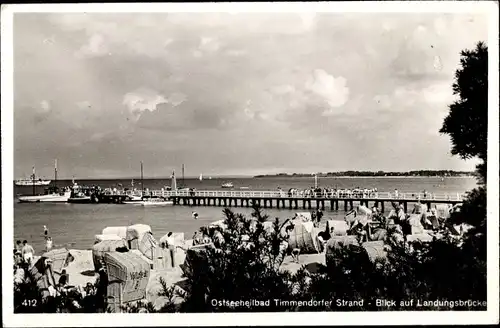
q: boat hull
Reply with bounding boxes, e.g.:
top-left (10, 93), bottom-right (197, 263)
top-left (18, 194), bottom-right (70, 203)
top-left (123, 202), bottom-right (143, 205)
top-left (15, 180), bottom-right (51, 186)
top-left (67, 197), bottom-right (92, 204)
top-left (141, 201), bottom-right (173, 206)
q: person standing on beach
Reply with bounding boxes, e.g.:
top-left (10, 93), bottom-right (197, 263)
top-left (15, 240), bottom-right (23, 255)
top-left (45, 236), bottom-right (53, 252)
top-left (316, 209), bottom-right (324, 224)
top-left (96, 267), bottom-right (109, 312)
top-left (21, 240), bottom-right (35, 266)
top-left (192, 211), bottom-right (199, 220)
top-left (43, 225), bottom-right (49, 236)
top-left (165, 232), bottom-right (176, 268)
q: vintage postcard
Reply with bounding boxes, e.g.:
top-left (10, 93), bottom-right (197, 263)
top-left (2, 1), bottom-right (498, 326)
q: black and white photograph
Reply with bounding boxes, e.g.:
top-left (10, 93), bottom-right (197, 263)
top-left (2, 1), bottom-right (499, 326)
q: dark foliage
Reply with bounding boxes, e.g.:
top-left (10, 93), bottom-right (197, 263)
top-left (179, 206), bottom-right (297, 312)
top-left (440, 41), bottom-right (488, 178)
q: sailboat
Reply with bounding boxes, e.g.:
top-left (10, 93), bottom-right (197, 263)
top-left (176, 164), bottom-right (190, 192)
top-left (18, 160), bottom-right (71, 203)
top-left (124, 162), bottom-right (146, 204)
top-left (15, 166), bottom-right (50, 186)
top-left (199, 173), bottom-right (203, 181)
top-left (131, 162), bottom-right (173, 206)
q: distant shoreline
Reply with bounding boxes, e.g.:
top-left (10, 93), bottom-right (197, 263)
top-left (253, 175), bottom-right (476, 179)
top-left (13, 175), bottom-right (476, 182)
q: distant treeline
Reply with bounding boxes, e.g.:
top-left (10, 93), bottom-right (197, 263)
top-left (254, 170), bottom-right (475, 178)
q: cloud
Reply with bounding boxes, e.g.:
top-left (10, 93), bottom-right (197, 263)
top-left (122, 90), bottom-right (187, 122)
top-left (76, 101), bottom-right (93, 110)
top-left (421, 83), bottom-right (456, 105)
top-left (194, 36), bottom-right (221, 57)
top-left (299, 13), bottom-right (317, 31)
top-left (75, 33), bottom-right (109, 58)
top-left (167, 92), bottom-right (187, 107)
top-left (373, 82), bottom-right (456, 114)
top-left (40, 100), bottom-right (51, 112)
top-left (122, 89), bottom-right (169, 121)
top-left (271, 85), bottom-right (296, 95)
top-left (225, 49), bottom-right (246, 57)
top-left (13, 12), bottom-right (488, 178)
top-left (304, 69), bottom-right (349, 116)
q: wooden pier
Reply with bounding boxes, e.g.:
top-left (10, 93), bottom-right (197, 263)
top-left (132, 190), bottom-right (464, 213)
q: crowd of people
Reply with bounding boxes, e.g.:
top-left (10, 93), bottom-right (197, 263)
top-left (14, 225), bottom-right (110, 312)
top-left (317, 201), bottom-right (461, 251)
top-left (279, 187), bottom-right (438, 200)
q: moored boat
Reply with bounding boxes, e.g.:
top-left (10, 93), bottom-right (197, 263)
top-left (67, 195), bottom-right (92, 204)
top-left (15, 178), bottom-right (51, 186)
top-left (18, 187), bottom-right (71, 203)
top-left (67, 182), bottom-right (94, 204)
top-left (140, 197), bottom-right (173, 206)
top-left (17, 160), bottom-right (67, 202)
top-left (15, 165), bottom-right (51, 186)
top-left (221, 182), bottom-right (234, 188)
top-left (122, 194), bottom-right (144, 205)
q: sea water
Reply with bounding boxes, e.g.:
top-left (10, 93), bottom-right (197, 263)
top-left (13, 176), bottom-right (477, 252)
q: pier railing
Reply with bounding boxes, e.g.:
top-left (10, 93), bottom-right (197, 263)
top-left (123, 189), bottom-right (465, 202)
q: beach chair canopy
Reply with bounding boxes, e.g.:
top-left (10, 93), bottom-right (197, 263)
top-left (102, 226), bottom-right (128, 239)
top-left (95, 234), bottom-right (123, 243)
top-left (126, 224), bottom-right (152, 240)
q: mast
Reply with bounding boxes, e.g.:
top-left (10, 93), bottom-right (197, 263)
top-left (141, 161), bottom-right (144, 197)
top-left (54, 159), bottom-right (58, 189)
top-left (182, 164), bottom-right (185, 187)
top-left (32, 166), bottom-right (36, 196)
top-left (171, 170), bottom-right (177, 191)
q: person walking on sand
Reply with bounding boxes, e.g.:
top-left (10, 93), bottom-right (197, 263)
top-left (21, 240), bottom-right (35, 266)
top-left (43, 225), bottom-right (49, 237)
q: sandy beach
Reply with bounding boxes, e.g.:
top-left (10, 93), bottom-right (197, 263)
top-left (55, 241), bottom-right (325, 310)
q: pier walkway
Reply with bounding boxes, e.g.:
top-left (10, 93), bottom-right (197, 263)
top-left (130, 190), bottom-right (464, 212)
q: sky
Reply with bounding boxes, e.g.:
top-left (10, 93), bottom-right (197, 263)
top-left (12, 11), bottom-right (488, 179)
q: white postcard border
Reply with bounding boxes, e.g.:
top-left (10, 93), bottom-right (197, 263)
top-left (2, 1), bottom-right (498, 326)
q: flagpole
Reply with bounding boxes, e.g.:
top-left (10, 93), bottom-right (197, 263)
top-left (140, 161), bottom-right (144, 198)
